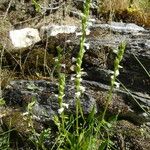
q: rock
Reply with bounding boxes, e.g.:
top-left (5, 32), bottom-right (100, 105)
top-left (80, 22), bottom-right (150, 94)
top-left (82, 80), bottom-right (150, 125)
top-left (9, 28), bottom-right (41, 48)
top-left (3, 80), bottom-right (97, 124)
top-left (113, 120), bottom-right (150, 150)
top-left (40, 25), bottom-right (77, 37)
top-left (5, 20), bottom-right (150, 123)
top-left (4, 22), bottom-right (150, 123)
top-left (3, 80), bottom-right (150, 125)
top-left (94, 22), bottom-right (146, 33)
top-left (2, 78), bottom-right (150, 149)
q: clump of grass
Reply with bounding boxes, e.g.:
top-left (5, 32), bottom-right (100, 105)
top-left (99, 0), bottom-right (150, 27)
top-left (0, 130), bottom-right (11, 149)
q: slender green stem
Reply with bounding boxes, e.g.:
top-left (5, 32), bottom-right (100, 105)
top-left (132, 53), bottom-right (150, 78)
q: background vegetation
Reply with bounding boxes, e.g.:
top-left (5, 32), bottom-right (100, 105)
top-left (99, 0), bottom-right (150, 27)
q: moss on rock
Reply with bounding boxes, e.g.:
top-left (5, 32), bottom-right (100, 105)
top-left (113, 120), bottom-right (150, 150)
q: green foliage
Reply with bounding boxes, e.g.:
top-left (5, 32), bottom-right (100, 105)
top-left (54, 111), bottom-right (103, 150)
top-left (0, 98), bottom-right (5, 106)
top-left (0, 121), bottom-right (14, 150)
top-left (32, 0), bottom-right (41, 12)
top-left (29, 128), bottom-right (51, 150)
top-left (0, 131), bottom-right (10, 150)
top-left (27, 98), bottom-right (36, 113)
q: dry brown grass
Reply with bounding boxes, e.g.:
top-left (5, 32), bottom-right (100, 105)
top-left (100, 0), bottom-right (131, 12)
top-left (99, 0), bottom-right (150, 27)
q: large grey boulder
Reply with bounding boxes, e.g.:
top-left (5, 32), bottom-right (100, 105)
top-left (3, 79), bottom-right (150, 125)
top-left (3, 80), bottom-right (97, 123)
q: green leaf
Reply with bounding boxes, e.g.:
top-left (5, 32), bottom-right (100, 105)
top-left (98, 141), bottom-right (107, 150)
top-left (78, 132), bottom-right (85, 144)
top-left (32, 0), bottom-right (41, 12)
top-left (108, 114), bottom-right (118, 123)
top-left (27, 99), bottom-right (36, 111)
top-left (27, 83), bottom-right (39, 91)
top-left (0, 98), bottom-right (5, 106)
top-left (87, 106), bottom-right (95, 125)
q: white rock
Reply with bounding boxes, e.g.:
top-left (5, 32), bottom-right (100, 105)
top-left (110, 22), bottom-right (145, 32)
top-left (94, 22), bottom-right (145, 33)
top-left (145, 40), bottom-right (150, 48)
top-left (9, 28), bottom-right (41, 48)
top-left (40, 25), bottom-right (77, 37)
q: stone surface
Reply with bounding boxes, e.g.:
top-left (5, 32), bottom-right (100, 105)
top-left (82, 80), bottom-right (150, 125)
top-left (3, 21), bottom-right (150, 126)
top-left (9, 28), bottom-right (41, 48)
top-left (40, 25), bottom-right (77, 37)
top-left (3, 79), bottom-right (150, 125)
top-left (3, 80), bottom-right (97, 123)
top-left (95, 22), bottom-right (146, 33)
top-left (113, 120), bottom-right (150, 150)
top-left (81, 23), bottom-right (150, 94)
